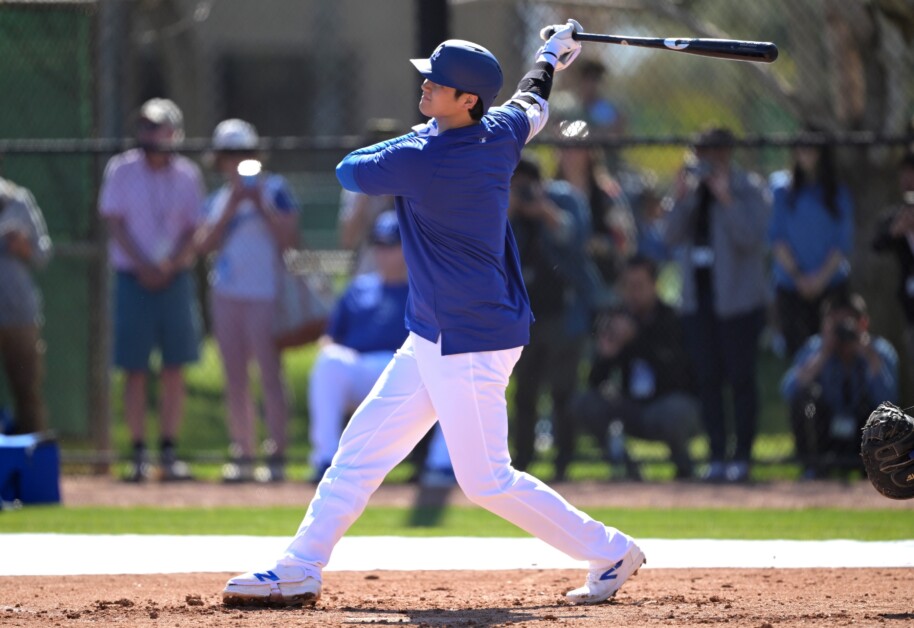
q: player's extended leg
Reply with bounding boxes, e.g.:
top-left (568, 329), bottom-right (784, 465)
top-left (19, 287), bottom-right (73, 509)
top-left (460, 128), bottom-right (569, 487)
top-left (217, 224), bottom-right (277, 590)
top-left (413, 334), bottom-right (644, 604)
top-left (223, 335), bottom-right (438, 607)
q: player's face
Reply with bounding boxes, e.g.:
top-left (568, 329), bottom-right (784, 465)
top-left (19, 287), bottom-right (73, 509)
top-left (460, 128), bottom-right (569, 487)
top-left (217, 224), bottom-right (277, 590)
top-left (419, 80), bottom-right (472, 119)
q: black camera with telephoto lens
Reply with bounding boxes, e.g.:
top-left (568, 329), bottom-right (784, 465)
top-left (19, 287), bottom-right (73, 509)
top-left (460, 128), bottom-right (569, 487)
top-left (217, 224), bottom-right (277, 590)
top-left (834, 317), bottom-right (860, 345)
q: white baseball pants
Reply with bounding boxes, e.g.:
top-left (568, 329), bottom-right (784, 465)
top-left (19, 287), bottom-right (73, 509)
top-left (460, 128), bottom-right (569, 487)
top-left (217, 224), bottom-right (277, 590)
top-left (285, 333), bottom-right (634, 571)
top-left (308, 343), bottom-right (451, 470)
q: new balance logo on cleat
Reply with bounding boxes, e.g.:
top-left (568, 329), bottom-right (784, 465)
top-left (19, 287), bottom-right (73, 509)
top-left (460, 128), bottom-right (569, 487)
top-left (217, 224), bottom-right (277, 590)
top-left (599, 559), bottom-right (624, 581)
top-left (223, 564), bottom-right (322, 608)
top-left (565, 544), bottom-right (645, 605)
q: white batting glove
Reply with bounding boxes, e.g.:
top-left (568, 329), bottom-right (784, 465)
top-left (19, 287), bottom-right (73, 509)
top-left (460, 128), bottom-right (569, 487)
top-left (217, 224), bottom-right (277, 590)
top-left (412, 118), bottom-right (439, 138)
top-left (537, 19), bottom-right (583, 71)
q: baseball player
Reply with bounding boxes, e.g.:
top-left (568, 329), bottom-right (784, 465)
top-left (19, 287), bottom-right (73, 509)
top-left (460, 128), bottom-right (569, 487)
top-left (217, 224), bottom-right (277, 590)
top-left (223, 20), bottom-right (645, 608)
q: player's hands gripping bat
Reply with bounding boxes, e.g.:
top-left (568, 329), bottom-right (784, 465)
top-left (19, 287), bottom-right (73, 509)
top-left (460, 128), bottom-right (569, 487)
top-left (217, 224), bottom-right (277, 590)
top-left (537, 19), bottom-right (583, 71)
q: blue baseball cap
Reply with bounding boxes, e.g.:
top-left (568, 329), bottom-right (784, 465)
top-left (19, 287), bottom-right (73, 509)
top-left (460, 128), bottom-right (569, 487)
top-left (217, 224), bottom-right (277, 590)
top-left (410, 39), bottom-right (503, 113)
top-left (370, 210), bottom-right (401, 246)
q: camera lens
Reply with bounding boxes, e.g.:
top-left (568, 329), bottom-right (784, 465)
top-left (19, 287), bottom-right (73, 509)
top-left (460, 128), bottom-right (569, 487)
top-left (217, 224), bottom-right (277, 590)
top-left (835, 318), bottom-right (859, 343)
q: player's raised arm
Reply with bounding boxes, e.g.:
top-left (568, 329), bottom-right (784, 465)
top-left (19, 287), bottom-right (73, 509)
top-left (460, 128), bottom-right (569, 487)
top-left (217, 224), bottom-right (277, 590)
top-left (506, 19), bottom-right (583, 142)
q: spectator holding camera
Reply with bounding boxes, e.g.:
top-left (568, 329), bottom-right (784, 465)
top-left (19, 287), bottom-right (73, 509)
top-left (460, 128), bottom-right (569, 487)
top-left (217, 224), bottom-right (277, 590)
top-left (780, 293), bottom-right (898, 478)
top-left (665, 127), bottom-right (770, 483)
top-left (572, 256), bottom-right (700, 480)
top-left (99, 98), bottom-right (204, 482)
top-left (196, 119), bottom-right (300, 483)
top-left (769, 137), bottom-right (853, 357)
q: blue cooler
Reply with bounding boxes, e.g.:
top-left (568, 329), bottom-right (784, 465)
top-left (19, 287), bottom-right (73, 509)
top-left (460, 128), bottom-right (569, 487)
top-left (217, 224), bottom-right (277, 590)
top-left (0, 432), bottom-right (61, 504)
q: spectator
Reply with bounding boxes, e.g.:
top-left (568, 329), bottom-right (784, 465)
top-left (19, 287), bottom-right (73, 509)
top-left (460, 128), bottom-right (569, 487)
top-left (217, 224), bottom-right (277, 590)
top-left (665, 127), bottom-right (770, 483)
top-left (98, 98), bottom-right (204, 482)
top-left (0, 175), bottom-right (53, 434)
top-left (308, 211), bottom-right (452, 485)
top-left (573, 256), bottom-right (701, 480)
top-left (507, 157), bottom-right (604, 481)
top-left (769, 137), bottom-right (853, 357)
top-left (780, 293), bottom-right (898, 478)
top-left (337, 119), bottom-right (402, 277)
top-left (554, 119), bottom-right (636, 285)
top-left (872, 151), bottom-right (914, 368)
top-left (195, 119), bottom-right (299, 483)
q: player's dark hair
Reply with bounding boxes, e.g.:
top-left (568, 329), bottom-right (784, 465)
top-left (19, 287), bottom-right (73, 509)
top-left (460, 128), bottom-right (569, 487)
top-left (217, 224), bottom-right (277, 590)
top-left (623, 254), bottom-right (658, 281)
top-left (790, 127), bottom-right (840, 219)
top-left (454, 90), bottom-right (484, 121)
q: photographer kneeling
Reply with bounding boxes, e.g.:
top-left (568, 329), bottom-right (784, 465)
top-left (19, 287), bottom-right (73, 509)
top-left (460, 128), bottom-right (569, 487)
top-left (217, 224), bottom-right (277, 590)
top-left (780, 292), bottom-right (898, 478)
top-left (572, 256), bottom-right (701, 480)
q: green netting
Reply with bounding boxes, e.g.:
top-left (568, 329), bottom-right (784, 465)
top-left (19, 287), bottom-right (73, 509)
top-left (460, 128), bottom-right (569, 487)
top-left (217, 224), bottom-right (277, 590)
top-left (0, 4), bottom-right (96, 436)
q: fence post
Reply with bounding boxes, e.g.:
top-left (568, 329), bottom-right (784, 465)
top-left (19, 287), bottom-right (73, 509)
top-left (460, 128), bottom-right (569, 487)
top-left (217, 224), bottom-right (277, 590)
top-left (90, 0), bottom-right (127, 474)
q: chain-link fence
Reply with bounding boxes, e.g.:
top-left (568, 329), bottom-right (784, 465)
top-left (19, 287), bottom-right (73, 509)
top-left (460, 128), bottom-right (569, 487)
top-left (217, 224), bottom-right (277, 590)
top-left (2, 0), bottom-right (913, 479)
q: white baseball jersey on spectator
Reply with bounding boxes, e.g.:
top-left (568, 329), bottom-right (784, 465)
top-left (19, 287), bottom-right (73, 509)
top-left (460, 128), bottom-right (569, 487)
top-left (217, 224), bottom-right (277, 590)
top-left (203, 174), bottom-right (298, 301)
top-left (99, 148), bottom-right (204, 270)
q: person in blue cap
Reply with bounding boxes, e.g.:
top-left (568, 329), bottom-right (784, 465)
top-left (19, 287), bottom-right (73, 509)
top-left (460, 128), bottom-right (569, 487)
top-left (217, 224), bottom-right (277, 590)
top-left (223, 20), bottom-right (645, 608)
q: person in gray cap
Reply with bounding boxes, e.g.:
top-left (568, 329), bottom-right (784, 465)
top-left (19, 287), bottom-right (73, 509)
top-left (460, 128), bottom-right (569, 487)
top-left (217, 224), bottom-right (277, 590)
top-left (98, 98), bottom-right (205, 482)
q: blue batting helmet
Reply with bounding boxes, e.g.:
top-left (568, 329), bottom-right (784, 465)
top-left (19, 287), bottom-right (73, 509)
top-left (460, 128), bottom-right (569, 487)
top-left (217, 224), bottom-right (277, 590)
top-left (410, 40), bottom-right (503, 113)
top-left (369, 210), bottom-right (401, 246)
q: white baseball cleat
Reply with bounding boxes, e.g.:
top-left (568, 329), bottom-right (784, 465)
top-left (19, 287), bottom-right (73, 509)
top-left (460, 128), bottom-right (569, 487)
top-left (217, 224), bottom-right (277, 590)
top-left (565, 543), bottom-right (646, 605)
top-left (222, 562), bottom-right (322, 607)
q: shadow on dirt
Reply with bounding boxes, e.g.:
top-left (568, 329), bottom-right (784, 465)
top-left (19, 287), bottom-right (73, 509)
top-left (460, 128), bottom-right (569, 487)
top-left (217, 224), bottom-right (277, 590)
top-left (332, 603), bottom-right (595, 626)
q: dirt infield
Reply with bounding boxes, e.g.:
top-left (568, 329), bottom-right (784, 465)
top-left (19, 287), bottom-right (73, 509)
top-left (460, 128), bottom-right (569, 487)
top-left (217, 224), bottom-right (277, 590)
top-left (3, 477), bottom-right (910, 627)
top-left (1, 568), bottom-right (911, 627)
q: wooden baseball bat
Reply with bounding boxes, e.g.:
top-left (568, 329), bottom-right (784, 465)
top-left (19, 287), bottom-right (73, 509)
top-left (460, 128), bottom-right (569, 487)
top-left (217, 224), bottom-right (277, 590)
top-left (544, 29), bottom-right (778, 63)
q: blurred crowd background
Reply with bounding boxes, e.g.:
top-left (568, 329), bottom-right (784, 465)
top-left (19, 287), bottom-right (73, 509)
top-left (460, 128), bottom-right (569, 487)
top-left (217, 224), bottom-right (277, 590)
top-left (2, 0), bottom-right (914, 484)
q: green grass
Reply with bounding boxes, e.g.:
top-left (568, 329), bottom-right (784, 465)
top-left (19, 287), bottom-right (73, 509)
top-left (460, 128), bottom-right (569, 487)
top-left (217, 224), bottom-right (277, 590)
top-left (2, 505), bottom-right (910, 541)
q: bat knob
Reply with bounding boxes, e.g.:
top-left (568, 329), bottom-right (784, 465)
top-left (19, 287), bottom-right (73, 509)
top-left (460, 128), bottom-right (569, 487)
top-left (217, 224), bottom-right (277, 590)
top-left (539, 25), bottom-right (556, 41)
top-left (540, 21), bottom-right (583, 42)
